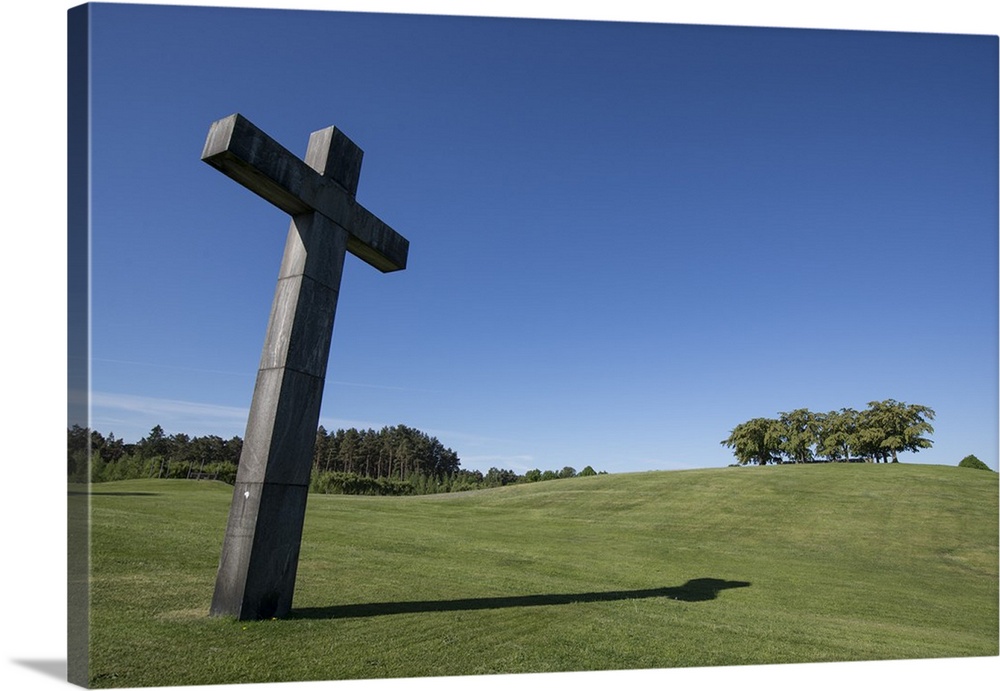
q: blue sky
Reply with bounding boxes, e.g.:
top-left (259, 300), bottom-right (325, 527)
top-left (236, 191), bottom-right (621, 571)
top-left (80, 2), bottom-right (998, 474)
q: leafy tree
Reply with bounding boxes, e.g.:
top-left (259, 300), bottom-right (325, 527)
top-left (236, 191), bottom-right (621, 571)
top-left (68, 424), bottom-right (90, 479)
top-left (360, 429), bottom-right (381, 477)
top-left (222, 436), bottom-right (243, 465)
top-left (484, 467), bottom-right (519, 487)
top-left (578, 466), bottom-right (597, 477)
top-left (169, 432), bottom-right (192, 464)
top-left (863, 400), bottom-right (935, 463)
top-left (187, 435), bottom-right (226, 477)
top-left (816, 408), bottom-right (859, 462)
top-left (455, 468), bottom-right (484, 486)
top-left (136, 425), bottom-right (169, 460)
top-left (314, 426), bottom-right (330, 471)
top-left (204, 462), bottom-right (238, 484)
top-left (102, 432), bottom-right (126, 463)
top-left (852, 407), bottom-right (888, 463)
top-left (339, 428), bottom-right (361, 474)
top-left (777, 408), bottom-right (818, 463)
top-left (958, 454), bottom-right (993, 471)
top-left (100, 452), bottom-right (148, 482)
top-left (721, 417), bottom-right (783, 466)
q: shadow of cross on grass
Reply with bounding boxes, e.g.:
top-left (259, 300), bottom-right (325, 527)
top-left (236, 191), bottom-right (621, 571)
top-left (290, 578), bottom-right (751, 620)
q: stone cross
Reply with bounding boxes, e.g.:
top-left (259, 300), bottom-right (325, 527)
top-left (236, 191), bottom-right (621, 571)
top-left (201, 113), bottom-right (408, 620)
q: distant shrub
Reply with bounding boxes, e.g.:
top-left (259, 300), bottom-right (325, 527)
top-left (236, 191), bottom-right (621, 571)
top-left (309, 470), bottom-right (415, 496)
top-left (958, 455), bottom-right (993, 471)
top-left (203, 462), bottom-right (238, 484)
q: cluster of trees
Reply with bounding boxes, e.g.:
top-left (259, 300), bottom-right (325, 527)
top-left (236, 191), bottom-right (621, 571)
top-left (313, 425), bottom-right (460, 480)
top-left (308, 464), bottom-right (602, 496)
top-left (721, 399), bottom-right (935, 466)
top-left (70, 423), bottom-right (605, 495)
top-left (69, 424), bottom-right (244, 484)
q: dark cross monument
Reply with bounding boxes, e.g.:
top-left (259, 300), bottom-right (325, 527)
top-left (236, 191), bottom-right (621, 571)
top-left (201, 113), bottom-right (409, 620)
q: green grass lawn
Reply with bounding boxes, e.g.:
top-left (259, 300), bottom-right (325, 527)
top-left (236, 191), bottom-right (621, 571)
top-left (83, 463), bottom-right (998, 687)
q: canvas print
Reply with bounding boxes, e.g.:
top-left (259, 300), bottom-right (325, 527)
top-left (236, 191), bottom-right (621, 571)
top-left (67, 2), bottom-right (998, 689)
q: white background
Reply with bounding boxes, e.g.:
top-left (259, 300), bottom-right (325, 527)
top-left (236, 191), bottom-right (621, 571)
top-left (1, 2), bottom-right (997, 690)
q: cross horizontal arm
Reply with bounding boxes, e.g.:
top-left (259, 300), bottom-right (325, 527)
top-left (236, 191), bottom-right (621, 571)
top-left (202, 113), bottom-right (408, 273)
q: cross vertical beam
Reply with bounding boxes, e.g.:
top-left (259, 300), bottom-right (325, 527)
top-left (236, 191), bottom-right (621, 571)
top-left (203, 114), bottom-right (408, 620)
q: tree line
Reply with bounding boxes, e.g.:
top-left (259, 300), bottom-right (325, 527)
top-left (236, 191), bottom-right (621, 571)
top-left (68, 424), bottom-right (245, 484)
top-left (68, 423), bottom-right (604, 495)
top-left (721, 399), bottom-right (935, 466)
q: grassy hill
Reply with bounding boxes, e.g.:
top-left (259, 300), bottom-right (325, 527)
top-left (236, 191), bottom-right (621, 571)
top-left (84, 463), bottom-right (998, 687)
